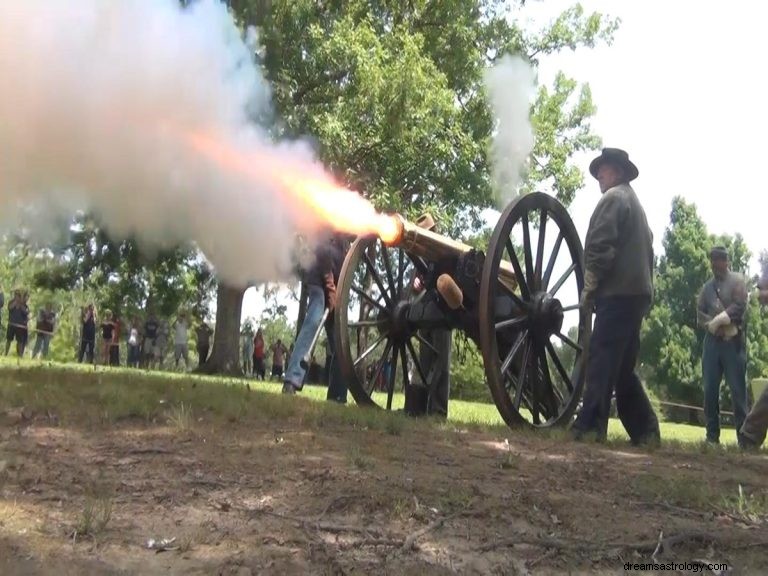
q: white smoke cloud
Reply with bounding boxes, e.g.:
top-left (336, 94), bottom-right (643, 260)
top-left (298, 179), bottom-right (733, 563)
top-left (483, 55), bottom-right (537, 204)
top-left (0, 0), bottom-right (339, 286)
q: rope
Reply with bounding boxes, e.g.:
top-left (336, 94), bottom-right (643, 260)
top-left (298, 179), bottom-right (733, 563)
top-left (657, 399), bottom-right (733, 417)
top-left (7, 322), bottom-right (55, 336)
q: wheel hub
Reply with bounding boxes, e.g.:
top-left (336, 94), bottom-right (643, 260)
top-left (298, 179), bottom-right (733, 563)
top-left (528, 292), bottom-right (564, 342)
top-left (387, 301), bottom-right (411, 341)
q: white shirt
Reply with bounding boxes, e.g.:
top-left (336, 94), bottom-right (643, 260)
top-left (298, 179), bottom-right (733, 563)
top-left (174, 320), bottom-right (188, 345)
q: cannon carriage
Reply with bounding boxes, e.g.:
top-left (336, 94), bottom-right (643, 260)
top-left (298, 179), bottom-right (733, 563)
top-left (333, 192), bottom-right (592, 429)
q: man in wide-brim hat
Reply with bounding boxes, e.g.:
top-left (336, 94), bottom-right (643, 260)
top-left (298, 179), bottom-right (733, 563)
top-left (588, 147), bottom-right (639, 188)
top-left (571, 148), bottom-right (661, 445)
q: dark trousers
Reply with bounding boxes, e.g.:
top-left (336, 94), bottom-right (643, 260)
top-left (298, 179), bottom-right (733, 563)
top-left (741, 385), bottom-right (768, 447)
top-left (253, 357), bottom-right (265, 379)
top-left (573, 295), bottom-right (660, 444)
top-left (127, 344), bottom-right (141, 368)
top-left (325, 318), bottom-right (346, 403)
top-left (197, 344), bottom-right (209, 365)
top-left (109, 344), bottom-right (120, 366)
top-left (6, 325), bottom-right (28, 356)
top-left (404, 329), bottom-right (451, 418)
top-left (702, 333), bottom-right (747, 444)
top-left (78, 338), bottom-right (95, 363)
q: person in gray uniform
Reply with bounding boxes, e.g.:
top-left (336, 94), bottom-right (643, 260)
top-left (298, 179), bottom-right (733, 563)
top-left (697, 246), bottom-right (748, 446)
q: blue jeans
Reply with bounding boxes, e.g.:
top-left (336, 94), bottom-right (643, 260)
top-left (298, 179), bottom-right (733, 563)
top-left (284, 284), bottom-right (346, 402)
top-left (32, 334), bottom-right (51, 358)
top-left (284, 285), bottom-right (327, 390)
top-left (702, 333), bottom-right (747, 443)
top-left (127, 344), bottom-right (141, 367)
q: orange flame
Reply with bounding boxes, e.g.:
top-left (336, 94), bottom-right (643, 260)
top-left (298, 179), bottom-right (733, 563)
top-left (184, 130), bottom-right (400, 243)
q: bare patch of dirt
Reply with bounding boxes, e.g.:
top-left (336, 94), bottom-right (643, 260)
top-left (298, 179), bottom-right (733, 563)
top-left (1, 406), bottom-right (767, 575)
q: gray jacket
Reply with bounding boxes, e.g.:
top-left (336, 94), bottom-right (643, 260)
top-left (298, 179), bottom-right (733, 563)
top-left (697, 271), bottom-right (747, 328)
top-left (584, 183), bottom-right (654, 299)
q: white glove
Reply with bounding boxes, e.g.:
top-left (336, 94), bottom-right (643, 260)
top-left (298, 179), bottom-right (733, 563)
top-left (707, 310), bottom-right (731, 334)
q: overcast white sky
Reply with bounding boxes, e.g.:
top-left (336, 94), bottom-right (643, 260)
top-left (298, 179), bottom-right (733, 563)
top-left (528, 0), bottom-right (768, 262)
top-left (242, 0), bottom-right (768, 324)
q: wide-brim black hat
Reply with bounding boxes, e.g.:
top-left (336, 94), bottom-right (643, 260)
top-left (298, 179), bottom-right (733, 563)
top-left (589, 148), bottom-right (639, 181)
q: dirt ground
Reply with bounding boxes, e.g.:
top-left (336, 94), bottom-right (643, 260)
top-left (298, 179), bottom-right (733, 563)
top-left (1, 401), bottom-right (767, 575)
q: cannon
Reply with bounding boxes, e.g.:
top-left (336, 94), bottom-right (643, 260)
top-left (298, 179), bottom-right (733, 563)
top-left (333, 192), bottom-right (591, 429)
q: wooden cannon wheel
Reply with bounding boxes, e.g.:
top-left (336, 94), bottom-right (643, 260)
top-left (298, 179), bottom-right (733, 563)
top-left (479, 192), bottom-right (591, 429)
top-left (334, 236), bottom-right (429, 410)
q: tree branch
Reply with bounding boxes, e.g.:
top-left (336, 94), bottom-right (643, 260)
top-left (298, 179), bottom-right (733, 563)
top-left (293, 70), bottom-right (349, 105)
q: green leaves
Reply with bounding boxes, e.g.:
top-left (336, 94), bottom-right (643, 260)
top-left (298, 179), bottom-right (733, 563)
top-left (236, 0), bottom-right (616, 229)
top-left (524, 73), bottom-right (600, 205)
top-left (523, 4), bottom-right (619, 60)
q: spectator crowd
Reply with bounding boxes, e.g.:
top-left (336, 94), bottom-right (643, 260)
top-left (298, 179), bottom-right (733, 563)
top-left (0, 288), bottom-right (305, 381)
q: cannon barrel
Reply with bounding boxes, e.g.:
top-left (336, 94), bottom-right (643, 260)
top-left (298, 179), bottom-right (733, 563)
top-left (382, 214), bottom-right (518, 291)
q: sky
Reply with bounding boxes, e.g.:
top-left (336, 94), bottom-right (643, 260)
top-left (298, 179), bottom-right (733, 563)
top-left (527, 0), bottom-right (768, 262)
top-left (241, 0), bottom-right (768, 325)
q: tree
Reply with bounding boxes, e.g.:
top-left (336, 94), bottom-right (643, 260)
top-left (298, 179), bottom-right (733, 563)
top-left (197, 282), bottom-right (245, 374)
top-left (31, 212), bottom-right (214, 322)
top-left (0, 207), bottom-right (216, 366)
top-left (198, 0), bottom-right (618, 375)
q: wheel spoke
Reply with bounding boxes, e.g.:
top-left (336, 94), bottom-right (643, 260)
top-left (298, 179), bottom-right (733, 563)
top-left (497, 278), bottom-right (527, 310)
top-left (500, 329), bottom-right (528, 376)
top-left (352, 285), bottom-right (388, 314)
top-left (505, 238), bottom-right (530, 300)
top-left (348, 318), bottom-right (388, 329)
top-left (555, 331), bottom-right (582, 352)
top-left (535, 208), bottom-right (547, 290)
top-left (561, 303), bottom-right (581, 312)
top-left (353, 333), bottom-right (388, 367)
top-left (503, 369), bottom-right (518, 392)
top-left (495, 315), bottom-right (527, 331)
top-left (407, 253), bottom-right (429, 277)
top-left (363, 252), bottom-right (392, 307)
top-left (529, 345), bottom-right (540, 425)
top-left (380, 247), bottom-right (397, 302)
top-left (522, 213), bottom-right (534, 290)
top-left (397, 249), bottom-right (405, 295)
top-left (386, 343), bottom-right (398, 410)
top-left (542, 231), bottom-right (564, 291)
top-left (399, 343), bottom-right (409, 391)
top-left (514, 339), bottom-right (532, 410)
top-left (406, 339), bottom-right (430, 387)
top-left (537, 346), bottom-right (561, 418)
top-left (366, 340), bottom-right (393, 395)
top-left (546, 341), bottom-right (574, 393)
top-left (415, 332), bottom-right (439, 356)
top-left (549, 262), bottom-right (576, 298)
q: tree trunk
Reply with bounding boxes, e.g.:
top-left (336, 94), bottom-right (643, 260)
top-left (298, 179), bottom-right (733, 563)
top-left (296, 281), bottom-right (308, 338)
top-left (195, 282), bottom-right (244, 376)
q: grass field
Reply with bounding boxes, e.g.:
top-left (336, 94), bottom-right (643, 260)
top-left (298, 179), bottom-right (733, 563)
top-left (0, 356), bottom-right (739, 448)
top-left (0, 357), bottom-right (764, 575)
